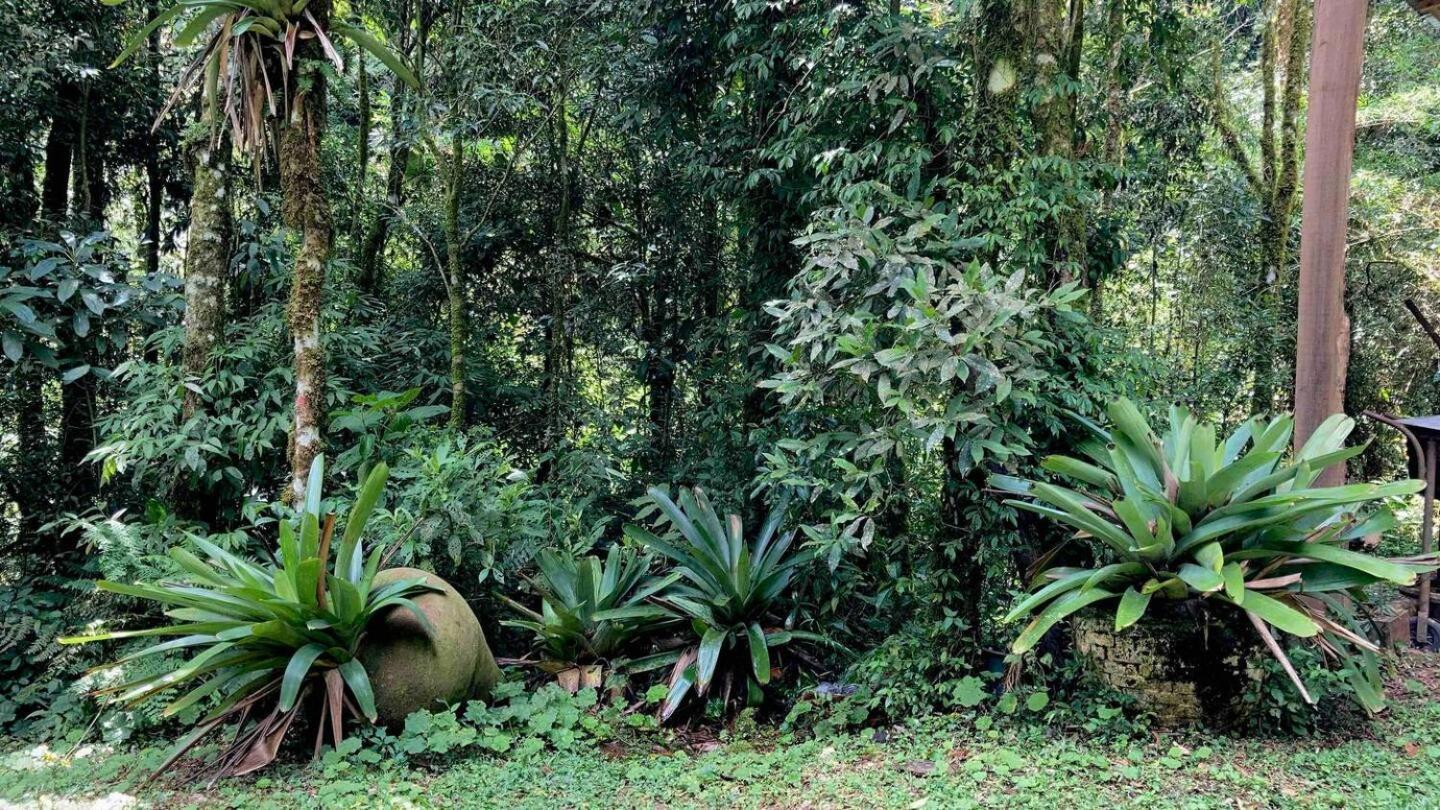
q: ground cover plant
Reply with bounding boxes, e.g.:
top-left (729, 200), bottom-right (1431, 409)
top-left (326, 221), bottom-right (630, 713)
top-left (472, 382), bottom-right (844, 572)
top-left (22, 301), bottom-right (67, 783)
top-left (5, 654), bottom-right (1440, 809)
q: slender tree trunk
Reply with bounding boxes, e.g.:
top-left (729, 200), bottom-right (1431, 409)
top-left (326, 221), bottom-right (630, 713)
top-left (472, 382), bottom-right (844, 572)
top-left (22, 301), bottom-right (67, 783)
top-left (143, 4), bottom-right (164, 278)
top-left (59, 369), bottom-right (98, 509)
top-left (357, 5), bottom-right (425, 292)
top-left (542, 96), bottom-right (576, 458)
top-left (1250, 0), bottom-right (1309, 414)
top-left (70, 85), bottom-right (90, 222)
top-left (445, 144), bottom-right (467, 428)
top-left (357, 83), bottom-right (408, 292)
top-left (738, 4), bottom-right (805, 447)
top-left (281, 7), bottom-right (334, 502)
top-left (11, 361), bottom-right (49, 544)
top-left (352, 51), bottom-right (371, 260)
top-left (0, 148), bottom-right (37, 232)
top-left (180, 130), bottom-right (232, 420)
top-left (1033, 0), bottom-right (1086, 286)
top-left (1093, 0), bottom-right (1128, 322)
top-left (144, 155), bottom-right (163, 277)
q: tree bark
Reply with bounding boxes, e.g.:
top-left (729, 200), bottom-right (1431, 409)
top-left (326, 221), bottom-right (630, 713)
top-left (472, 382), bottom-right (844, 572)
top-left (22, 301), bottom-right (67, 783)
top-left (180, 131), bottom-right (232, 420)
top-left (1293, 0), bottom-right (1366, 482)
top-left (1249, 0), bottom-right (1310, 414)
top-left (356, 81), bottom-right (408, 292)
top-left (281, 5), bottom-right (334, 502)
top-left (445, 144), bottom-right (467, 428)
top-left (541, 89), bottom-right (576, 460)
top-left (11, 361), bottom-right (49, 544)
top-left (143, 4), bottom-right (164, 278)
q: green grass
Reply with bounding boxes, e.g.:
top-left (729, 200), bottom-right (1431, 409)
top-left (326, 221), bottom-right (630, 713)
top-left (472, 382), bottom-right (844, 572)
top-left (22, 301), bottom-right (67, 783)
top-left (6, 657), bottom-right (1440, 809)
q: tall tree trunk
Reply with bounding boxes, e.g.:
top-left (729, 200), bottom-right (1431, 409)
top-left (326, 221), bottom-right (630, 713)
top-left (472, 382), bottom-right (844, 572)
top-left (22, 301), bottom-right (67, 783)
top-left (445, 144), bottom-right (467, 428)
top-left (541, 90), bottom-right (576, 461)
top-left (0, 148), bottom-right (37, 232)
top-left (11, 362), bottom-right (49, 543)
top-left (1293, 0), bottom-right (1365, 482)
top-left (356, 5), bottom-right (425, 293)
top-left (180, 129), bottom-right (232, 420)
top-left (1093, 0), bottom-right (1128, 321)
top-left (281, 6), bottom-right (334, 502)
top-left (58, 370), bottom-right (98, 511)
top-left (1255, 0), bottom-right (1309, 413)
top-left (143, 4), bottom-right (164, 278)
top-left (937, 0), bottom-right (1029, 652)
top-left (738, 4), bottom-right (805, 450)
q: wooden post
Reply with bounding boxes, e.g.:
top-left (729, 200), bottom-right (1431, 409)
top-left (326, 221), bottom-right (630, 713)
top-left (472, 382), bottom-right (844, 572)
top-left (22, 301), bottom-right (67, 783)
top-left (1293, 0), bottom-right (1368, 483)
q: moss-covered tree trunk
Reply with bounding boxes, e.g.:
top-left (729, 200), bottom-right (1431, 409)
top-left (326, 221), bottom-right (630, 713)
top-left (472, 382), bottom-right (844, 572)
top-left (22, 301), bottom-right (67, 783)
top-left (180, 129), bottom-right (232, 421)
top-left (1032, 0), bottom-right (1087, 286)
top-left (357, 4), bottom-right (425, 292)
top-left (445, 144), bottom-right (467, 429)
top-left (281, 7), bottom-right (333, 503)
top-left (540, 86), bottom-right (576, 466)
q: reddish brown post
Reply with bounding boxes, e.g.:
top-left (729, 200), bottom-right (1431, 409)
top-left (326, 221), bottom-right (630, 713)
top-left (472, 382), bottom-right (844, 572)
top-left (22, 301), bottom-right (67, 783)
top-left (1293, 0), bottom-right (1368, 483)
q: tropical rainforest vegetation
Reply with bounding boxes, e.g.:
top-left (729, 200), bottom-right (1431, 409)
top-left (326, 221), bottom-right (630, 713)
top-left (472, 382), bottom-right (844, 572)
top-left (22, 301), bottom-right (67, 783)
top-left (2, 0), bottom-right (1439, 805)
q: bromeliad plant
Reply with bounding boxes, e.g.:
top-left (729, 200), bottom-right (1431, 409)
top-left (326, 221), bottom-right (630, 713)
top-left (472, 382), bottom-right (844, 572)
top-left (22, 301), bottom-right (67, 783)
top-left (61, 456), bottom-right (436, 780)
top-left (990, 400), bottom-right (1434, 711)
top-left (623, 487), bottom-right (828, 721)
top-left (501, 545), bottom-right (679, 673)
top-left (110, 0), bottom-right (417, 158)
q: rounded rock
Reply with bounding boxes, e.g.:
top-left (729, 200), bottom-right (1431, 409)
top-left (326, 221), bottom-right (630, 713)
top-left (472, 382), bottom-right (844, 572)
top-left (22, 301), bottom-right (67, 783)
top-left (358, 567), bottom-right (502, 727)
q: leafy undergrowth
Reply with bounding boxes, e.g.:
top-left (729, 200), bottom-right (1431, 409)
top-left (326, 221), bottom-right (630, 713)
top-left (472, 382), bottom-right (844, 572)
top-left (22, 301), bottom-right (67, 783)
top-left (6, 655), bottom-right (1440, 810)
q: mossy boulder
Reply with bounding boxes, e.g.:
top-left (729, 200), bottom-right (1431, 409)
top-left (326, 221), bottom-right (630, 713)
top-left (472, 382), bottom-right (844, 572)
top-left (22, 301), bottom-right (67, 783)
top-left (358, 568), bottom-right (502, 727)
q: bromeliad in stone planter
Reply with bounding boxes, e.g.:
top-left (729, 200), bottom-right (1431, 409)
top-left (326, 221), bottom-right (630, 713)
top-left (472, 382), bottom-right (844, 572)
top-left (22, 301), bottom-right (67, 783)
top-left (990, 399), bottom-right (1436, 722)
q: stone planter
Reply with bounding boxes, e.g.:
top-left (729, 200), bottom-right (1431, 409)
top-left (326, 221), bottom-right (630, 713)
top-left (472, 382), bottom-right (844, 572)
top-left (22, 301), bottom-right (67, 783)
top-left (1071, 601), bottom-right (1263, 727)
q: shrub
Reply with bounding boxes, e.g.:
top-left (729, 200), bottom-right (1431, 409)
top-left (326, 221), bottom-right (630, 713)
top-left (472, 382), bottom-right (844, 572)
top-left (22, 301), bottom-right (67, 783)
top-left (990, 400), bottom-right (1434, 711)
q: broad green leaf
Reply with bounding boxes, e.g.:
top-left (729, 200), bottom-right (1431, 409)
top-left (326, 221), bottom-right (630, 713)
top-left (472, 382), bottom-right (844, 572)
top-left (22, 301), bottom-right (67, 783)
top-left (1114, 587), bottom-right (1151, 631)
top-left (1227, 590), bottom-right (1319, 637)
top-left (339, 659), bottom-right (377, 722)
top-left (278, 643), bottom-right (326, 711)
top-left (1012, 588), bottom-right (1117, 654)
top-left (746, 622), bottom-right (771, 685)
top-left (695, 626), bottom-right (726, 692)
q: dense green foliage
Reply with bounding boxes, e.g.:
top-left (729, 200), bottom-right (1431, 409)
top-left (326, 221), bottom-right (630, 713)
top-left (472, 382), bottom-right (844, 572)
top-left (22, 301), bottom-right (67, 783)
top-left (1, 0), bottom-right (1439, 799)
